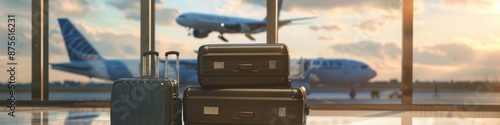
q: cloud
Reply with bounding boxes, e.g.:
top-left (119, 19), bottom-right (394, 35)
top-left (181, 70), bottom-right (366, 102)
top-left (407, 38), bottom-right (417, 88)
top-left (331, 41), bottom-right (498, 81)
top-left (48, 27), bottom-right (65, 56)
top-left (330, 41), bottom-right (479, 65)
top-left (414, 43), bottom-right (476, 65)
top-left (415, 61), bottom-right (500, 81)
top-left (440, 0), bottom-right (500, 14)
top-left (0, 17), bottom-right (33, 83)
top-left (309, 25), bottom-right (342, 31)
top-left (384, 42), bottom-right (400, 59)
top-left (210, 0), bottom-right (266, 18)
top-left (414, 0), bottom-right (427, 15)
top-left (442, 0), bottom-right (494, 7)
top-left (48, 21), bottom-right (140, 60)
top-left (475, 51), bottom-right (500, 67)
top-left (49, 19), bottom-right (197, 61)
top-left (317, 36), bottom-right (335, 41)
top-left (356, 20), bottom-right (384, 33)
top-left (156, 39), bottom-right (198, 59)
top-left (156, 9), bottom-right (180, 25)
top-left (243, 0), bottom-right (401, 11)
top-left (241, 0), bottom-right (402, 20)
top-left (331, 40), bottom-right (401, 60)
top-left (107, 0), bottom-right (179, 25)
top-left (0, 1), bottom-right (32, 13)
top-left (0, 21), bottom-right (32, 56)
top-left (55, 0), bottom-right (90, 16)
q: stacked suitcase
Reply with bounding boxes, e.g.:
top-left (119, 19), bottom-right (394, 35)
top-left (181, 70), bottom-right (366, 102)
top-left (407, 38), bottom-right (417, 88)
top-left (111, 51), bottom-right (182, 125)
top-left (184, 43), bottom-right (310, 125)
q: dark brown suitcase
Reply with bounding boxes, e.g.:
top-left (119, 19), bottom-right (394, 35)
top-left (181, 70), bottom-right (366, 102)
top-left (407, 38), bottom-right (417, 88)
top-left (183, 86), bottom-right (310, 125)
top-left (197, 43), bottom-right (290, 87)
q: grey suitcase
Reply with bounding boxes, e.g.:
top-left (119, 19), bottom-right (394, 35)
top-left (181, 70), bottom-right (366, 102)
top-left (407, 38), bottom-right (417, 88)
top-left (197, 43), bottom-right (290, 87)
top-left (111, 51), bottom-right (182, 125)
top-left (183, 86), bottom-right (310, 125)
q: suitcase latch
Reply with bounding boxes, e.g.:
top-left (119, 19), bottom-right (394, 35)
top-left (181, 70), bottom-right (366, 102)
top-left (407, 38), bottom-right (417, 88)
top-left (233, 64), bottom-right (259, 72)
top-left (233, 111), bottom-right (261, 120)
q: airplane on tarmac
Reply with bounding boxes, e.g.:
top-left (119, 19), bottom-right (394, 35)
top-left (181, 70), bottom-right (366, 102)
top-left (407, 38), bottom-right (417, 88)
top-left (52, 18), bottom-right (378, 99)
top-left (175, 0), bottom-right (313, 42)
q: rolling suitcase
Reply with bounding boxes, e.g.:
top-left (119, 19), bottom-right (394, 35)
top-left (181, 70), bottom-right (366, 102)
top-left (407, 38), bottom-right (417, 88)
top-left (183, 86), bottom-right (310, 125)
top-left (197, 43), bottom-right (290, 87)
top-left (111, 51), bottom-right (182, 125)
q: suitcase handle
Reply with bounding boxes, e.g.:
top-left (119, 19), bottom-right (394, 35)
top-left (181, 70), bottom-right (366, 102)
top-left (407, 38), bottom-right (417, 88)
top-left (142, 51), bottom-right (159, 56)
top-left (233, 111), bottom-right (260, 120)
top-left (141, 51), bottom-right (159, 77)
top-left (232, 64), bottom-right (259, 72)
top-left (165, 51), bottom-right (180, 56)
top-left (165, 51), bottom-right (180, 83)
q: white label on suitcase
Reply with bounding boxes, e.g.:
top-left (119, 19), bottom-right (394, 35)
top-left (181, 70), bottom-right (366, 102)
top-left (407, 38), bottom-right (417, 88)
top-left (204, 107), bottom-right (219, 115)
top-left (214, 62), bottom-right (224, 69)
top-left (279, 107), bottom-right (286, 117)
top-left (269, 60), bottom-right (276, 69)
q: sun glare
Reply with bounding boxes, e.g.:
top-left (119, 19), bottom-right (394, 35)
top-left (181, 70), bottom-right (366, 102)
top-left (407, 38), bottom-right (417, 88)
top-left (494, 1), bottom-right (500, 13)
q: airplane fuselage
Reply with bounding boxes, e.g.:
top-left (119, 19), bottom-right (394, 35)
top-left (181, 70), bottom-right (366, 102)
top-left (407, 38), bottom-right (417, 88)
top-left (52, 58), bottom-right (377, 88)
top-left (52, 59), bottom-right (199, 85)
top-left (176, 13), bottom-right (267, 34)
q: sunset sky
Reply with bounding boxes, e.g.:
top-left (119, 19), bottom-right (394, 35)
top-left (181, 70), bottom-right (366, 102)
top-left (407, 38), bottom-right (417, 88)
top-left (0, 0), bottom-right (499, 84)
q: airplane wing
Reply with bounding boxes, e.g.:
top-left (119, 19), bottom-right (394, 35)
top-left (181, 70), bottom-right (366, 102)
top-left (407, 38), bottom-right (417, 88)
top-left (243, 17), bottom-right (315, 31)
top-left (51, 63), bottom-right (92, 70)
top-left (277, 17), bottom-right (316, 27)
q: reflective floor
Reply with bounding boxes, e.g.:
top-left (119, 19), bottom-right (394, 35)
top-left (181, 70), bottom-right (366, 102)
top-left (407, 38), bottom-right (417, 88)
top-left (1, 107), bottom-right (500, 125)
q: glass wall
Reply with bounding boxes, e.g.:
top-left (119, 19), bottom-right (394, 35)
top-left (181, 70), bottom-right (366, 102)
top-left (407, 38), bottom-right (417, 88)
top-left (0, 0), bottom-right (32, 100)
top-left (155, 0), bottom-right (405, 104)
top-left (157, 0), bottom-right (268, 92)
top-left (48, 0), bottom-right (140, 100)
top-left (8, 0), bottom-right (500, 107)
top-left (276, 0), bottom-right (403, 104)
top-left (413, 0), bottom-right (500, 104)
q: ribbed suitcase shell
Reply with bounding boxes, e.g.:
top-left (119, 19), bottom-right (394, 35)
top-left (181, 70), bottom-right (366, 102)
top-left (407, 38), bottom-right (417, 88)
top-left (111, 51), bottom-right (182, 125)
top-left (183, 86), bottom-right (308, 125)
top-left (111, 78), bottom-right (181, 125)
top-left (197, 43), bottom-right (290, 87)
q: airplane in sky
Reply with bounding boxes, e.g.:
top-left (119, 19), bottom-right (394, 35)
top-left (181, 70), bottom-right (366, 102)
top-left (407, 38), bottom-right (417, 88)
top-left (175, 0), bottom-right (313, 42)
top-left (52, 18), bottom-right (378, 99)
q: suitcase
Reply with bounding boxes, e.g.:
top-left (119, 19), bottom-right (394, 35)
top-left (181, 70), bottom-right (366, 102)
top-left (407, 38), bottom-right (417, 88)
top-left (111, 51), bottom-right (182, 125)
top-left (197, 43), bottom-right (290, 87)
top-left (183, 86), bottom-right (310, 125)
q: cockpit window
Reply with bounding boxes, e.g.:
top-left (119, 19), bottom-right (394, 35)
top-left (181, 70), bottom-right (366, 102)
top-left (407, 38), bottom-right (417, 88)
top-left (361, 65), bottom-right (368, 69)
top-left (179, 15), bottom-right (186, 18)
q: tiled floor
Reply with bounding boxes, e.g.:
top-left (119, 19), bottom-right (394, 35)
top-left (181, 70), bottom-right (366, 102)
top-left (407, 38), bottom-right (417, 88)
top-left (1, 107), bottom-right (500, 125)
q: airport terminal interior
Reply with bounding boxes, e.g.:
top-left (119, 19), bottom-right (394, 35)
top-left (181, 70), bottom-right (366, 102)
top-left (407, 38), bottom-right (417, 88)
top-left (1, 0), bottom-right (500, 124)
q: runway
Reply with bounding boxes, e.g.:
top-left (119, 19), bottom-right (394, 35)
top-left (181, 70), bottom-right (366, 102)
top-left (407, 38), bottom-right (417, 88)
top-left (307, 90), bottom-right (500, 104)
top-left (2, 90), bottom-right (500, 104)
top-left (2, 107), bottom-right (500, 125)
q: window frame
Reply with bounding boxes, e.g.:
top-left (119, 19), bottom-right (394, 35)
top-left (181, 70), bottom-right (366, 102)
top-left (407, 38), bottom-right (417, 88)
top-left (2, 0), bottom-right (498, 112)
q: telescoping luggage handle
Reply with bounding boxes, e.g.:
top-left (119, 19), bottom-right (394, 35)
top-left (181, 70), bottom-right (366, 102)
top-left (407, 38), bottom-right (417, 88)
top-left (165, 51), bottom-right (180, 83)
top-left (141, 51), bottom-right (160, 78)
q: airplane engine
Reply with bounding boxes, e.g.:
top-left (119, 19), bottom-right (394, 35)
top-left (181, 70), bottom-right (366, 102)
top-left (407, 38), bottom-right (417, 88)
top-left (222, 23), bottom-right (251, 32)
top-left (236, 24), bottom-right (251, 32)
top-left (192, 29), bottom-right (211, 38)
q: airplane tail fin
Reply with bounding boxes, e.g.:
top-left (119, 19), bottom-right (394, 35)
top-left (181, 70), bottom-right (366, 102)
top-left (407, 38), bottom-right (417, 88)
top-left (58, 18), bottom-right (104, 62)
top-left (263, 0), bottom-right (283, 21)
